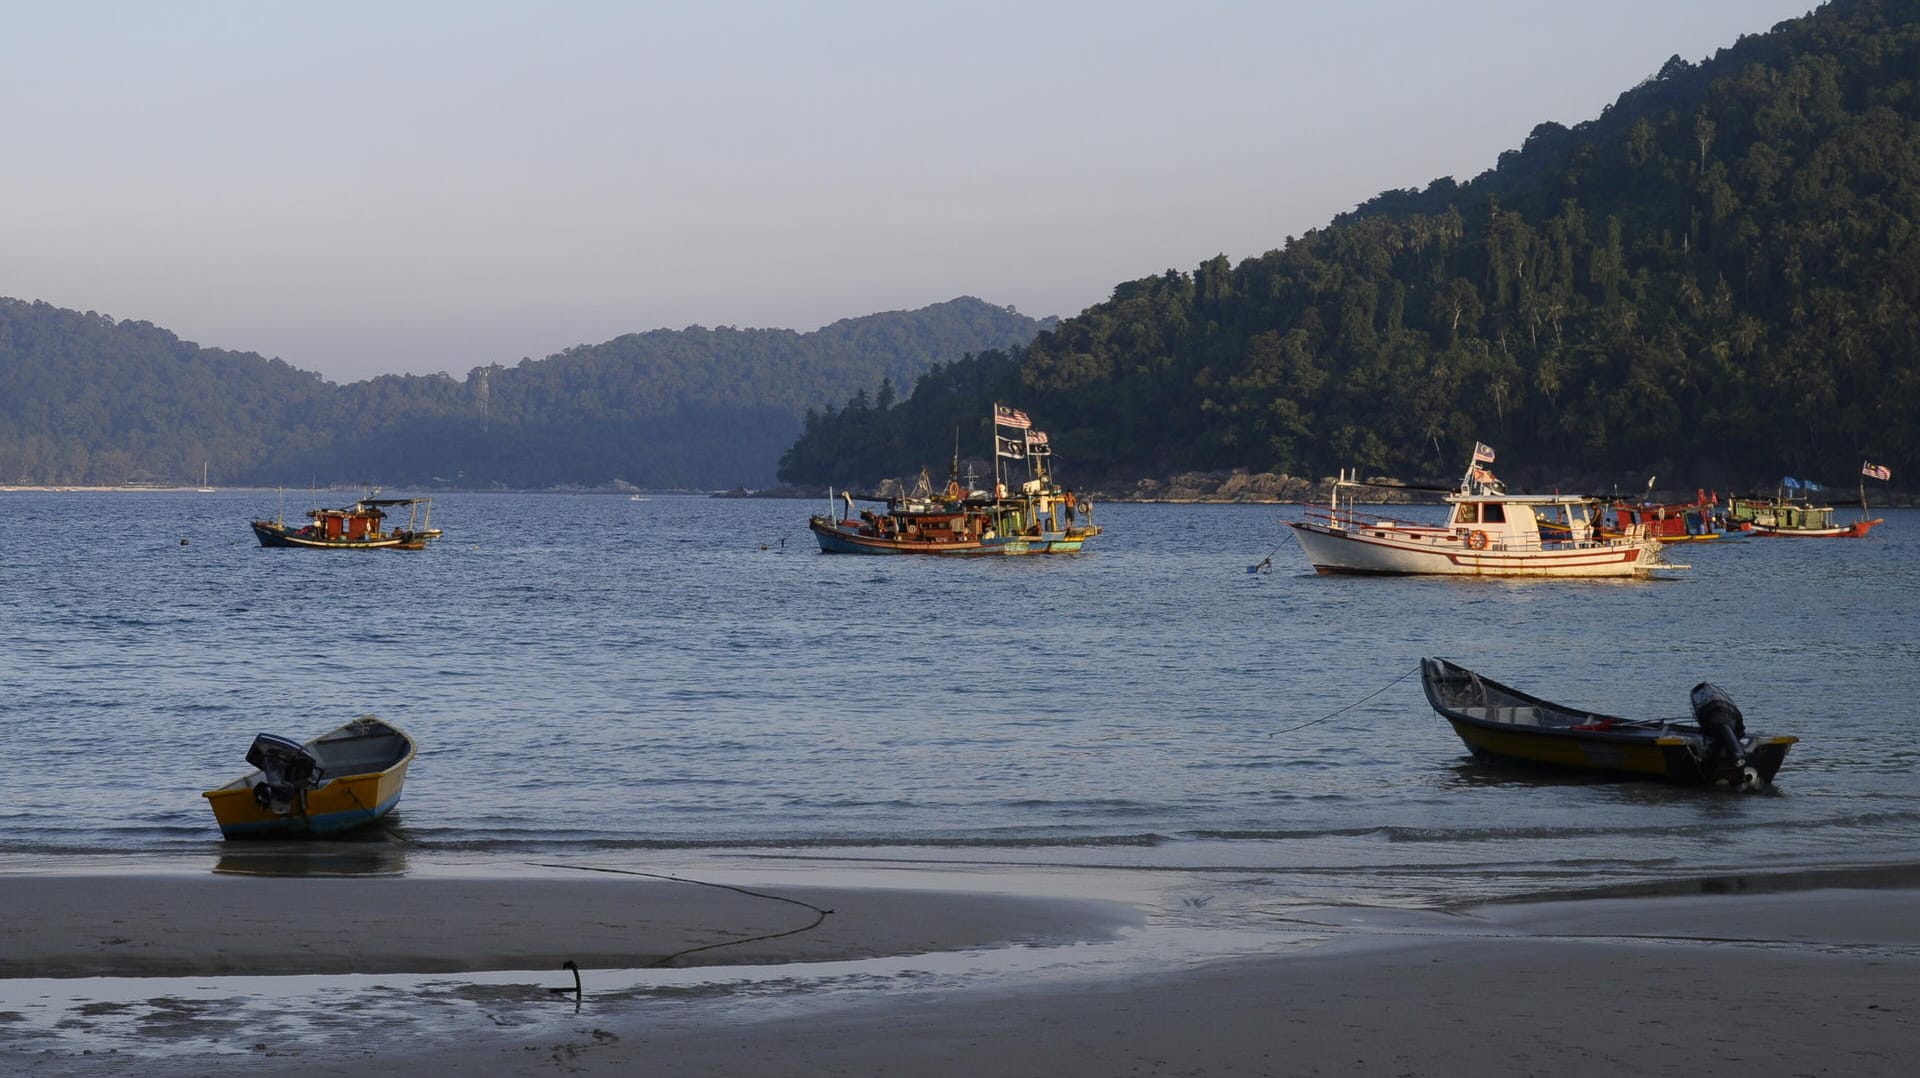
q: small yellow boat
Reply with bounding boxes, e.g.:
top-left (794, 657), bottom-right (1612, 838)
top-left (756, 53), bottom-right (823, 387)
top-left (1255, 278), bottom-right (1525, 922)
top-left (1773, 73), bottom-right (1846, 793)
top-left (203, 716), bottom-right (415, 838)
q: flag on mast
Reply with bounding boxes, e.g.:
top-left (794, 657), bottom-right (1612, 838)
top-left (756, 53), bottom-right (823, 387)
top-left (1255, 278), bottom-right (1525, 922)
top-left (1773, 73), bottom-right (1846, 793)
top-left (1863, 462), bottom-right (1891, 481)
top-left (1472, 441), bottom-right (1496, 464)
top-left (1025, 430), bottom-right (1051, 456)
top-left (993, 404), bottom-right (1032, 429)
top-left (995, 436), bottom-right (1026, 459)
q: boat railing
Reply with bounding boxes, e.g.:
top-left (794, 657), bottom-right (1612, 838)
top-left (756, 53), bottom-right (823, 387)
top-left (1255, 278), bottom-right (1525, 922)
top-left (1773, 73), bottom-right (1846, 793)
top-left (1299, 504), bottom-right (1443, 533)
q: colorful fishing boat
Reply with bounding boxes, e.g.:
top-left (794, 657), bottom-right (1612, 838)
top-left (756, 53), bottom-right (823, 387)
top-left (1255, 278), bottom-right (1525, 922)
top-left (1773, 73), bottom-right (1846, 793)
top-left (1287, 442), bottom-right (1671, 577)
top-left (202, 716), bottom-right (415, 838)
top-left (1725, 468), bottom-right (1888, 538)
top-left (808, 405), bottom-right (1100, 555)
top-left (1420, 658), bottom-right (1795, 788)
top-left (1596, 489), bottom-right (1737, 543)
top-left (251, 494), bottom-right (443, 549)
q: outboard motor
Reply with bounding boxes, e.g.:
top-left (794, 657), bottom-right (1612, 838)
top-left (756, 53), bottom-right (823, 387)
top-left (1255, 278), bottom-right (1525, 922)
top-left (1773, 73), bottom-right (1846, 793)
top-left (1690, 682), bottom-right (1755, 786)
top-left (246, 733), bottom-right (324, 815)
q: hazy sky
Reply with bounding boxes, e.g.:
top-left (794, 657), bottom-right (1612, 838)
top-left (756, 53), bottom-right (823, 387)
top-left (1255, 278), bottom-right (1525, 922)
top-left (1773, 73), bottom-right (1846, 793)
top-left (2, 1), bottom-right (1816, 383)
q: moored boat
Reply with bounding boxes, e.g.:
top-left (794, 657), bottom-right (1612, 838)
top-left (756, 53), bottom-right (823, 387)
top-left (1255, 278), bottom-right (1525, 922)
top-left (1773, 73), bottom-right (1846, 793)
top-left (1287, 442), bottom-right (1669, 577)
top-left (1420, 657), bottom-right (1794, 788)
top-left (808, 405), bottom-right (1100, 556)
top-left (202, 716), bottom-right (415, 838)
top-left (1596, 489), bottom-right (1736, 543)
top-left (1726, 468), bottom-right (1888, 538)
top-left (251, 494), bottom-right (443, 549)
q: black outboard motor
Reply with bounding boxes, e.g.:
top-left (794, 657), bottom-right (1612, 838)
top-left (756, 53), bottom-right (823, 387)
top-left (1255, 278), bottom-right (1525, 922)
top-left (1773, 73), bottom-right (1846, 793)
top-left (1690, 682), bottom-right (1755, 785)
top-left (247, 733), bottom-right (325, 815)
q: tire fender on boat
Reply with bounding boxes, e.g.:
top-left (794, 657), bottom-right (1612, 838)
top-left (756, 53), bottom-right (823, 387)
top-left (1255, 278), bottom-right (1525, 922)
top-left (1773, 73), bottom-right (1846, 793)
top-left (1465, 529), bottom-right (1490, 551)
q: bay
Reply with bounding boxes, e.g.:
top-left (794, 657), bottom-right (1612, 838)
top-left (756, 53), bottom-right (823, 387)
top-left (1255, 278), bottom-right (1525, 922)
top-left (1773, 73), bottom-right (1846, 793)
top-left (3, 490), bottom-right (1916, 907)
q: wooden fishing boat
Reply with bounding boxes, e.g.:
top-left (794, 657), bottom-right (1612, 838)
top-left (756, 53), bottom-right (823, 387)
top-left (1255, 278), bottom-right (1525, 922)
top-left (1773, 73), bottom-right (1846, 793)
top-left (1595, 490), bottom-right (1737, 543)
top-left (251, 494), bottom-right (443, 549)
top-left (1419, 658), bottom-right (1795, 788)
top-left (809, 404), bottom-right (1099, 556)
top-left (202, 716), bottom-right (415, 838)
top-left (1287, 442), bottom-right (1672, 577)
top-left (1726, 495), bottom-right (1880, 538)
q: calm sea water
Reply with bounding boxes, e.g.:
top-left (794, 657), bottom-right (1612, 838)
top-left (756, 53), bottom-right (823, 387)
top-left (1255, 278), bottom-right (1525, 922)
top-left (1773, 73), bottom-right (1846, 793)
top-left (3, 491), bottom-right (1917, 906)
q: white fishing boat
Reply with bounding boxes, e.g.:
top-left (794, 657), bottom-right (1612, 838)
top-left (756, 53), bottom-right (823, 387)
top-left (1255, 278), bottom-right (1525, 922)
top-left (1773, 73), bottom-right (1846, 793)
top-left (1287, 443), bottom-right (1673, 578)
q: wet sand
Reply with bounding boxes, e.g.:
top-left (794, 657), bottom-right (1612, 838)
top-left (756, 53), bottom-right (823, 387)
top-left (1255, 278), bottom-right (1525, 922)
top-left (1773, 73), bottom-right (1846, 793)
top-left (4, 868), bottom-right (1917, 1077)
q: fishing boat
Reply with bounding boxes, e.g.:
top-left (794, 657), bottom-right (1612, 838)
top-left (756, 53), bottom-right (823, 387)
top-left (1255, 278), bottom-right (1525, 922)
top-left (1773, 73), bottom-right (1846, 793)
top-left (1286, 442), bottom-right (1670, 577)
top-left (251, 494), bottom-right (443, 549)
top-left (1725, 469), bottom-right (1889, 538)
top-left (202, 716), bottom-right (416, 838)
top-left (1596, 489), bottom-right (1737, 543)
top-left (808, 405), bottom-right (1100, 555)
top-left (1420, 658), bottom-right (1795, 788)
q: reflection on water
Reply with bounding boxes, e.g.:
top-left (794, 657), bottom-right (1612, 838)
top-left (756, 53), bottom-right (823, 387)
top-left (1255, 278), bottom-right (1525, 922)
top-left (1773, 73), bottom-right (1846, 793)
top-left (212, 832), bottom-right (411, 878)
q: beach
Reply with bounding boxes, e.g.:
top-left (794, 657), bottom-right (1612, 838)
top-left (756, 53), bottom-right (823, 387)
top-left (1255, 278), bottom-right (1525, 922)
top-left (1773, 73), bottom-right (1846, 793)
top-left (5, 863), bottom-right (1916, 1077)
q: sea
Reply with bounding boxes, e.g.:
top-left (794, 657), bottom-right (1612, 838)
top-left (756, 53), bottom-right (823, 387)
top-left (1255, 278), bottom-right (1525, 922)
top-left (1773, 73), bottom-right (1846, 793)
top-left (4, 490), bottom-right (1919, 909)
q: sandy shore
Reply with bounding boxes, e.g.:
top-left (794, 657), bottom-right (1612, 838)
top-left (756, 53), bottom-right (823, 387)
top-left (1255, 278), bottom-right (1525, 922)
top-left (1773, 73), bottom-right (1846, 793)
top-left (4, 866), bottom-right (1917, 1077)
top-left (0, 870), bottom-right (1134, 979)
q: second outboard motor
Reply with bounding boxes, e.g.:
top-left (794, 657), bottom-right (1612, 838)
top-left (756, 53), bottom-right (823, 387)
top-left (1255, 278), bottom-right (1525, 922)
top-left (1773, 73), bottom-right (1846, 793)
top-left (247, 733), bottom-right (324, 815)
top-left (1690, 682), bottom-right (1754, 784)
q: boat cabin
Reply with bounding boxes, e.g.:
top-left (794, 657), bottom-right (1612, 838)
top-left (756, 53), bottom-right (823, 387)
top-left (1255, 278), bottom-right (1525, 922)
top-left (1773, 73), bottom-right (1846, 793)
top-left (1447, 494), bottom-right (1605, 550)
top-left (307, 504), bottom-right (384, 541)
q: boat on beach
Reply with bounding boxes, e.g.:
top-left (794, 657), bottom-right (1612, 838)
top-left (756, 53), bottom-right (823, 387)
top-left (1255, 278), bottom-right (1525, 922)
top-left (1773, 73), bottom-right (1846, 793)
top-left (1287, 442), bottom-right (1669, 577)
top-left (808, 404), bottom-right (1100, 555)
top-left (1419, 657), bottom-right (1795, 788)
top-left (251, 494), bottom-right (443, 549)
top-left (202, 716), bottom-right (416, 838)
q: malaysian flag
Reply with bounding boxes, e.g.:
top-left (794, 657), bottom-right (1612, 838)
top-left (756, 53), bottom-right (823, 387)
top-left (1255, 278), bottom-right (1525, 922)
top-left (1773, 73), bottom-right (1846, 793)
top-left (1025, 429), bottom-right (1052, 456)
top-left (1472, 441), bottom-right (1496, 464)
top-left (996, 436), bottom-right (1026, 459)
top-left (994, 404), bottom-right (1032, 429)
top-left (1864, 462), bottom-right (1892, 481)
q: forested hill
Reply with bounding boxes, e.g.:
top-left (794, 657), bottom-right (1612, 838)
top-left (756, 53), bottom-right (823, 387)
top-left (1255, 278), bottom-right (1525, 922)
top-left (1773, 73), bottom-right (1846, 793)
top-left (780, 0), bottom-right (1917, 495)
top-left (0, 296), bottom-right (1046, 489)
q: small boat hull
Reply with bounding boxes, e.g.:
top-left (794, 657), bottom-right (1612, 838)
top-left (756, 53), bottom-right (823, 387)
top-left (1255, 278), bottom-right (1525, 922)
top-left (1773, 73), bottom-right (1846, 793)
top-left (1420, 658), bottom-right (1795, 786)
top-left (809, 515), bottom-right (1097, 556)
top-left (252, 520), bottom-right (413, 549)
top-left (1749, 518), bottom-right (1881, 538)
top-left (203, 717), bottom-right (415, 838)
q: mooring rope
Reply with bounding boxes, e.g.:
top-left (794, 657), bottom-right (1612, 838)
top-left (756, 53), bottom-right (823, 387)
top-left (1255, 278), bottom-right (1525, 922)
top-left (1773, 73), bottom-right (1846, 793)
top-left (527, 861), bottom-right (834, 968)
top-left (1266, 665), bottom-right (1419, 737)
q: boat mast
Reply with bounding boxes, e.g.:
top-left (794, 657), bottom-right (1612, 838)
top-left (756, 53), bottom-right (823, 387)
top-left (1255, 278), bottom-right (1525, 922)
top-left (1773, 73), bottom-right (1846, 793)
top-left (991, 404), bottom-right (1003, 498)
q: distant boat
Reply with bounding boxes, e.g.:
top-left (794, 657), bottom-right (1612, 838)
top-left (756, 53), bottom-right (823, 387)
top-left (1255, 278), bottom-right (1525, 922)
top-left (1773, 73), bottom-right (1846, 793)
top-left (1419, 657), bottom-right (1795, 788)
top-left (1727, 495), bottom-right (1881, 538)
top-left (251, 494), bottom-right (443, 549)
top-left (202, 716), bottom-right (415, 838)
top-left (197, 462), bottom-right (215, 493)
top-left (1596, 489), bottom-right (1738, 543)
top-left (808, 405), bottom-right (1100, 555)
top-left (1287, 443), bottom-right (1669, 577)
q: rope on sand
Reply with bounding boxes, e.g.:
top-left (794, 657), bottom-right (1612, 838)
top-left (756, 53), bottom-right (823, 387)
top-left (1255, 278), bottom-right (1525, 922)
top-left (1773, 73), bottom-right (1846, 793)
top-left (527, 861), bottom-right (835, 968)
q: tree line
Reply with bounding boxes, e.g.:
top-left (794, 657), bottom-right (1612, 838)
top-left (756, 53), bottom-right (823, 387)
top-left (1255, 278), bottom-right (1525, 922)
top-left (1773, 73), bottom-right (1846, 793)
top-left (0, 297), bottom-right (1045, 489)
top-left (781, 0), bottom-right (1917, 495)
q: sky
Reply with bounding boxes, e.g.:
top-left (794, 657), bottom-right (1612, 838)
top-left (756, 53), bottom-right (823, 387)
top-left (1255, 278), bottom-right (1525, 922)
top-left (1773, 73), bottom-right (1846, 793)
top-left (1, 0), bottom-right (1819, 383)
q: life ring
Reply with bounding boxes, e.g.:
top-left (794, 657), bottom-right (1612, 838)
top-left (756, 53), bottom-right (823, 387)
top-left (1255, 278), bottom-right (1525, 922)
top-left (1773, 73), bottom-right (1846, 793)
top-left (1465, 529), bottom-right (1490, 551)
